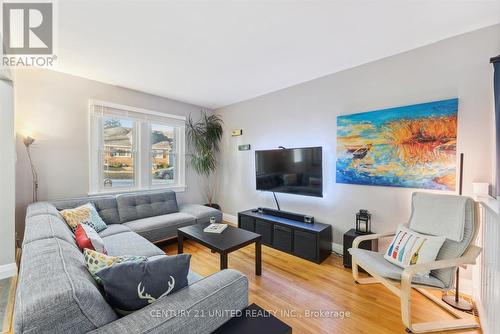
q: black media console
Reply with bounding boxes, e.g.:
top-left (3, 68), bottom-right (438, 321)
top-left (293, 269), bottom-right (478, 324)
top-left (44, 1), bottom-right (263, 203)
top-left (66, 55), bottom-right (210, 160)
top-left (238, 208), bottom-right (332, 264)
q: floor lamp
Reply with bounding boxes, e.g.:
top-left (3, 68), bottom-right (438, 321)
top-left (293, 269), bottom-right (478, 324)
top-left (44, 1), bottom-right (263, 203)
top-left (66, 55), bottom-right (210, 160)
top-left (23, 136), bottom-right (38, 202)
top-left (442, 153), bottom-right (473, 311)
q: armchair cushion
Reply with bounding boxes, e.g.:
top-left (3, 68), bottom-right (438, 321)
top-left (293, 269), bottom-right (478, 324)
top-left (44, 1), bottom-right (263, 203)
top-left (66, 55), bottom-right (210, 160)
top-left (407, 192), bottom-right (476, 288)
top-left (409, 193), bottom-right (468, 242)
top-left (349, 248), bottom-right (446, 289)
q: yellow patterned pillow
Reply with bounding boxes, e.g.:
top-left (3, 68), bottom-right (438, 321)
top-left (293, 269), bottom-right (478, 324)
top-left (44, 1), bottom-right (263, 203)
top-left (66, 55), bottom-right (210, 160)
top-left (60, 203), bottom-right (108, 232)
top-left (83, 249), bottom-right (147, 284)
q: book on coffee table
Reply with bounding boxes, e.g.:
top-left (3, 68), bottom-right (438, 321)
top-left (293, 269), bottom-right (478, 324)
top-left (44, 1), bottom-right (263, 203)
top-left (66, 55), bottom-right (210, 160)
top-left (203, 223), bottom-right (228, 233)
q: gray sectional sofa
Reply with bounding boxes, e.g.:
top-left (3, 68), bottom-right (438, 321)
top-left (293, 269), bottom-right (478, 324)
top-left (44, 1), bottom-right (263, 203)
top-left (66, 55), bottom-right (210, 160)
top-left (14, 190), bottom-right (249, 334)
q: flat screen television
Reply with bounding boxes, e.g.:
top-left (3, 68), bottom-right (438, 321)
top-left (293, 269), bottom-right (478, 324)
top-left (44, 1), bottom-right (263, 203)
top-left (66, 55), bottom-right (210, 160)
top-left (255, 147), bottom-right (323, 197)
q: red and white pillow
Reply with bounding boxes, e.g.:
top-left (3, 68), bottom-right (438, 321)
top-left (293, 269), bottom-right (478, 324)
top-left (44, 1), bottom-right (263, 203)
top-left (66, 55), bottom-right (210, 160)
top-left (75, 223), bottom-right (107, 254)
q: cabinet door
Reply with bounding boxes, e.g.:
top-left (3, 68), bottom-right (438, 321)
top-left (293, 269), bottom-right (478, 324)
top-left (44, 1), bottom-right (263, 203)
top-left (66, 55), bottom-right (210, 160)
top-left (294, 230), bottom-right (318, 261)
top-left (240, 215), bottom-right (255, 232)
top-left (255, 219), bottom-right (273, 245)
top-left (273, 225), bottom-right (292, 253)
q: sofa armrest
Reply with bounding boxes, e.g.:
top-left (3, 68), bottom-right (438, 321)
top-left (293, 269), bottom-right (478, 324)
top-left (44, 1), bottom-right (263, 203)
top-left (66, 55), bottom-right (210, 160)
top-left (89, 269), bottom-right (249, 334)
top-left (26, 202), bottom-right (62, 219)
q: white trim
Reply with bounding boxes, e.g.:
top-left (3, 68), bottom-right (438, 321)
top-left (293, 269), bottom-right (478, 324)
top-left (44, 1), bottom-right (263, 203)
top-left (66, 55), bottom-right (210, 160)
top-left (89, 99), bottom-right (186, 121)
top-left (88, 185), bottom-right (186, 196)
top-left (332, 242), bottom-right (343, 255)
top-left (0, 263), bottom-right (17, 280)
top-left (479, 196), bottom-right (499, 215)
top-left (223, 213), bottom-right (238, 225)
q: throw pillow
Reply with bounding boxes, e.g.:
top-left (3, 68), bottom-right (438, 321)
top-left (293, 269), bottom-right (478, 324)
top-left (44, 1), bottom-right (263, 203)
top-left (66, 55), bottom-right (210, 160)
top-left (60, 203), bottom-right (108, 233)
top-left (384, 225), bottom-right (446, 275)
top-left (96, 254), bottom-right (191, 313)
top-left (83, 249), bottom-right (147, 284)
top-left (75, 224), bottom-right (107, 254)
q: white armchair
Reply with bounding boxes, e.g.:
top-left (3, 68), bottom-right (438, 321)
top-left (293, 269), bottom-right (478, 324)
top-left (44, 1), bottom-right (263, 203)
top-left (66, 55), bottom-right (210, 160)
top-left (349, 192), bottom-right (481, 333)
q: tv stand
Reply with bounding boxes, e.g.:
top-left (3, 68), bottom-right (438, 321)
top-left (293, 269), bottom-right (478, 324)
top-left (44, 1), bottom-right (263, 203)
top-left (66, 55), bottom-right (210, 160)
top-left (238, 209), bottom-right (331, 264)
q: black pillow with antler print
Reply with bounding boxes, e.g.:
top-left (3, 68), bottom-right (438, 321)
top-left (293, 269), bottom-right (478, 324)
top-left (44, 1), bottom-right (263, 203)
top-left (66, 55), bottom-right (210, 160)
top-left (96, 254), bottom-right (191, 314)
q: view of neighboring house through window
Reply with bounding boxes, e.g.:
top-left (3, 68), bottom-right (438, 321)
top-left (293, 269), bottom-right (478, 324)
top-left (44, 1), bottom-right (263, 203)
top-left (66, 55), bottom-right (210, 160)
top-left (152, 124), bottom-right (176, 185)
top-left (90, 100), bottom-right (186, 194)
top-left (103, 117), bottom-right (135, 188)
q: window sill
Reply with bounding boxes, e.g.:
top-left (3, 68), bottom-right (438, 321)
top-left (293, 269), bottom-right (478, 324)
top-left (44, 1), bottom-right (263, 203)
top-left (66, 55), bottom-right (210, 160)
top-left (88, 184), bottom-right (186, 196)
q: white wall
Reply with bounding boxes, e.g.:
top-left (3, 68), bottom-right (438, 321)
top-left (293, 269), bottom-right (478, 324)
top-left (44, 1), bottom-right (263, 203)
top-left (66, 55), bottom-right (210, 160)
top-left (216, 24), bottom-right (500, 248)
top-left (15, 69), bottom-right (209, 240)
top-left (0, 78), bottom-right (16, 278)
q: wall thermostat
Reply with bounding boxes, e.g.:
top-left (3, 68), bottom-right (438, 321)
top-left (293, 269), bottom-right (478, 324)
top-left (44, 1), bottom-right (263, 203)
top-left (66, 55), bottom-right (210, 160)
top-left (238, 144), bottom-right (251, 151)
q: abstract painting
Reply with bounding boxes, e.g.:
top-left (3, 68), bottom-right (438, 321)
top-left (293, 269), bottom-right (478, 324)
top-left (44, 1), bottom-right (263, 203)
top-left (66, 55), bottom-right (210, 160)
top-left (336, 98), bottom-right (458, 190)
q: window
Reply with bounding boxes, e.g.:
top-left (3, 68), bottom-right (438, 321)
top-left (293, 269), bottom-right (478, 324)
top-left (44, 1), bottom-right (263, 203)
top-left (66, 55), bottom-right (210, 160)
top-left (89, 100), bottom-right (186, 194)
top-left (103, 117), bottom-right (136, 188)
top-left (151, 124), bottom-right (176, 186)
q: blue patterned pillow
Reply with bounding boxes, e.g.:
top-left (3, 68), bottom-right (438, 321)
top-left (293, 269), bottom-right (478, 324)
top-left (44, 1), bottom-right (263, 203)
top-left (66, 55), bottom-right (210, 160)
top-left (60, 203), bottom-right (108, 232)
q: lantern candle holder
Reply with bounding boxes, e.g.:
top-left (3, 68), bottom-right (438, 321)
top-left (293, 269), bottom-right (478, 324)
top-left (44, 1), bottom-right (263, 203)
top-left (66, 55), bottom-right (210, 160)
top-left (355, 209), bottom-right (371, 233)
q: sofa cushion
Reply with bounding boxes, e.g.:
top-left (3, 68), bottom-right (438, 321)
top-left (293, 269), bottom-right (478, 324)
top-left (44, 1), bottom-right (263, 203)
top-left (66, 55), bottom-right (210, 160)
top-left (98, 224), bottom-right (132, 238)
top-left (22, 213), bottom-right (76, 247)
top-left (179, 204), bottom-right (223, 224)
top-left (102, 232), bottom-right (165, 257)
top-left (53, 196), bottom-right (121, 225)
top-left (14, 238), bottom-right (118, 334)
top-left (96, 254), bottom-right (191, 313)
top-left (123, 213), bottom-right (195, 242)
top-left (116, 191), bottom-right (179, 223)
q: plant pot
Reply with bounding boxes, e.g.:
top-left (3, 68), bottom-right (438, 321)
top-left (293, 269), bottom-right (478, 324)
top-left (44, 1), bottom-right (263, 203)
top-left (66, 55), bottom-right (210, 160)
top-left (204, 203), bottom-right (221, 210)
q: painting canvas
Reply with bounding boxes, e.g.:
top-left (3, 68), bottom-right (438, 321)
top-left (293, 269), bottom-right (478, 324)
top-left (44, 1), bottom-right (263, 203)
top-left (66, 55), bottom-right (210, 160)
top-left (336, 99), bottom-right (458, 190)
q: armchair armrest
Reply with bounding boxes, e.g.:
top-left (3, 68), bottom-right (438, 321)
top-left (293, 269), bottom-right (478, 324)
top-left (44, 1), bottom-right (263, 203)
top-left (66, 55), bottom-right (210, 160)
top-left (352, 232), bottom-right (395, 249)
top-left (401, 245), bottom-right (482, 288)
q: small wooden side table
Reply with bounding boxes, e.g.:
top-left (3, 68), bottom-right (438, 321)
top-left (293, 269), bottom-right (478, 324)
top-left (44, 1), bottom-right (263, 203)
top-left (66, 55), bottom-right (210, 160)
top-left (343, 229), bottom-right (378, 268)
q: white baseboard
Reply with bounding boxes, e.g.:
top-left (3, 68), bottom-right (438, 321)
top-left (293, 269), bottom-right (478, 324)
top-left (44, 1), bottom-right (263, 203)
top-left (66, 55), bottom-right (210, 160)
top-left (0, 263), bottom-right (17, 280)
top-left (223, 213), bottom-right (238, 225)
top-left (332, 242), bottom-right (343, 255)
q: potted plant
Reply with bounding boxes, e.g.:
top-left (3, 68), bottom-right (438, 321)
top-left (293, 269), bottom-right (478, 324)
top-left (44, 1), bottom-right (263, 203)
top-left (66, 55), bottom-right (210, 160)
top-left (186, 111), bottom-right (223, 210)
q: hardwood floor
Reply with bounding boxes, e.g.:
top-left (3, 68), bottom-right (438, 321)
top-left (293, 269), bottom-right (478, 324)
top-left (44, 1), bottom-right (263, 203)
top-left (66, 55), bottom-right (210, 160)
top-left (162, 239), bottom-right (481, 334)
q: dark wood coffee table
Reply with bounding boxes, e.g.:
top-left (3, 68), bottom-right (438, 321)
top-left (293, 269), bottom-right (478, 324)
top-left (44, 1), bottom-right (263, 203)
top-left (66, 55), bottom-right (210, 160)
top-left (177, 223), bottom-right (262, 275)
top-left (212, 303), bottom-right (292, 334)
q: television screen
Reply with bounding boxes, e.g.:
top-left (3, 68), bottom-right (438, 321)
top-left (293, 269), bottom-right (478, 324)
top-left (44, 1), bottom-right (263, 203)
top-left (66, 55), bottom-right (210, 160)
top-left (255, 147), bottom-right (323, 197)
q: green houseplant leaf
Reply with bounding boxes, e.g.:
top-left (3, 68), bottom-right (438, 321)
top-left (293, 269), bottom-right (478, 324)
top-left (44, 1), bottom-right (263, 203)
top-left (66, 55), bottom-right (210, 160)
top-left (186, 111), bottom-right (223, 205)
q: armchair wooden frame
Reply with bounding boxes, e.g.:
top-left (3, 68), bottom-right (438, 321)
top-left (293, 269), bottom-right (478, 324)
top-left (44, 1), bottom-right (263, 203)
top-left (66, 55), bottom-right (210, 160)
top-left (351, 203), bottom-right (482, 333)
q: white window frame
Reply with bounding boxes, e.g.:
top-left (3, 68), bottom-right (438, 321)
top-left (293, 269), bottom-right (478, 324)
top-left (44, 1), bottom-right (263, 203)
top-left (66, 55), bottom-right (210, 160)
top-left (89, 99), bottom-right (186, 195)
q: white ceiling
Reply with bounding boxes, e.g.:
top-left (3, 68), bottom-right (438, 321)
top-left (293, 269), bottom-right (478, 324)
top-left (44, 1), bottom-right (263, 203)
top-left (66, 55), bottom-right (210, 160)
top-left (55, 0), bottom-right (500, 109)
